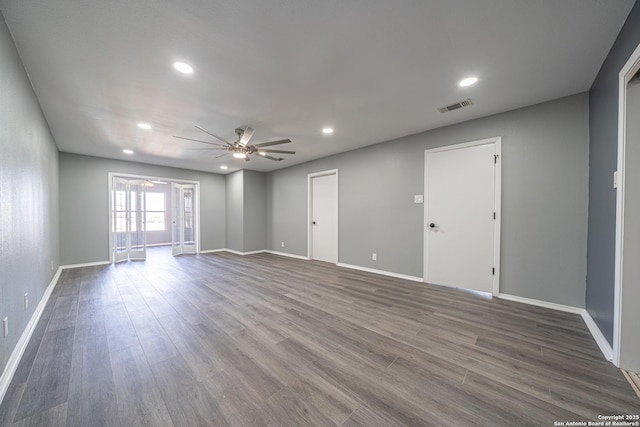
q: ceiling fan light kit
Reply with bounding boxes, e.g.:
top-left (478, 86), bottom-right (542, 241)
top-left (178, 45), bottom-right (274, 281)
top-left (174, 126), bottom-right (295, 163)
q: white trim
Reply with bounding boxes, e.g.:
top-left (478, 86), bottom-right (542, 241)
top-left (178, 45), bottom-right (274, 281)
top-left (223, 249), bottom-right (266, 256)
top-left (337, 263), bottom-right (424, 282)
top-left (424, 137), bottom-right (502, 296)
top-left (499, 293), bottom-right (614, 362)
top-left (201, 248), bottom-right (310, 260)
top-left (0, 267), bottom-right (62, 404)
top-left (199, 249), bottom-right (227, 254)
top-left (307, 169), bottom-right (339, 261)
top-left (614, 41), bottom-right (640, 368)
top-left (264, 250), bottom-right (310, 260)
top-left (582, 310), bottom-right (614, 362)
top-left (498, 293), bottom-right (583, 314)
top-left (60, 260), bottom-right (111, 269)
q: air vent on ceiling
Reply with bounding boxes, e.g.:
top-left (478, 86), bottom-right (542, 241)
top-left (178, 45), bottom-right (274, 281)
top-left (438, 99), bottom-right (473, 114)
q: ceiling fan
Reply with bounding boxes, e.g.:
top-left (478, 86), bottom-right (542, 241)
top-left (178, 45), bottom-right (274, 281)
top-left (173, 126), bottom-right (295, 162)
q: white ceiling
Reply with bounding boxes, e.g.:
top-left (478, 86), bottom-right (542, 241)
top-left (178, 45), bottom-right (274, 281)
top-left (0, 0), bottom-right (635, 173)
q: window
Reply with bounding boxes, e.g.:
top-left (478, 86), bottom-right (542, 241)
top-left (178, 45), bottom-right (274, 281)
top-left (146, 192), bottom-right (166, 231)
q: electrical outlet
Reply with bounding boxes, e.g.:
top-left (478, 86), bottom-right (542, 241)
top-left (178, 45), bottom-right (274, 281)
top-left (3, 317), bottom-right (8, 337)
top-left (281, 241), bottom-right (285, 247)
top-left (24, 293), bottom-right (29, 310)
top-left (372, 253), bottom-right (377, 261)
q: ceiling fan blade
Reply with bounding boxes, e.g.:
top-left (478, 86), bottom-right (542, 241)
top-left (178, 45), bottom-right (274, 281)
top-left (261, 154), bottom-right (283, 161)
top-left (258, 149), bottom-right (295, 154)
top-left (173, 135), bottom-right (227, 147)
top-left (244, 156), bottom-right (251, 162)
top-left (185, 147), bottom-right (227, 151)
top-left (195, 126), bottom-right (233, 145)
top-left (239, 127), bottom-right (255, 146)
top-left (253, 139), bottom-right (291, 148)
top-left (215, 153), bottom-right (230, 159)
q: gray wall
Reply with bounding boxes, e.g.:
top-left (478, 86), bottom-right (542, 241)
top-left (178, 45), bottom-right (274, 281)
top-left (587, 1), bottom-right (640, 345)
top-left (267, 93), bottom-right (590, 307)
top-left (225, 170), bottom-right (244, 252)
top-left (224, 169), bottom-right (267, 253)
top-left (621, 79), bottom-right (640, 371)
top-left (0, 14), bottom-right (59, 375)
top-left (243, 170), bottom-right (267, 253)
top-left (59, 153), bottom-right (226, 265)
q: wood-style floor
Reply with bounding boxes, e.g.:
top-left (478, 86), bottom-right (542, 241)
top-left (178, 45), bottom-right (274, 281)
top-left (1, 247), bottom-right (638, 426)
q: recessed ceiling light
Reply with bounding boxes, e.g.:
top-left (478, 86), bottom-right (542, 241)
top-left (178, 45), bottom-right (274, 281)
top-left (137, 122), bottom-right (152, 130)
top-left (459, 77), bottom-right (478, 87)
top-left (173, 62), bottom-right (193, 74)
top-left (220, 165), bottom-right (228, 170)
top-left (322, 127), bottom-right (334, 134)
top-left (233, 152), bottom-right (247, 159)
top-left (123, 149), bottom-right (134, 155)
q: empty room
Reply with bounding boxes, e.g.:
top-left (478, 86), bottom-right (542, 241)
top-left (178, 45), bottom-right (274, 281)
top-left (1, 1), bottom-right (640, 426)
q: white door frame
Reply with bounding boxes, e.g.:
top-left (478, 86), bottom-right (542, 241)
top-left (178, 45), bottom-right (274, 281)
top-left (423, 137), bottom-right (502, 296)
top-left (613, 41), bottom-right (640, 367)
top-left (307, 169), bottom-right (339, 261)
top-left (108, 172), bottom-right (201, 263)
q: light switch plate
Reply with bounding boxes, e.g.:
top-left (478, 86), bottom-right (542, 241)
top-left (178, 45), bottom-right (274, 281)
top-left (414, 195), bottom-right (424, 204)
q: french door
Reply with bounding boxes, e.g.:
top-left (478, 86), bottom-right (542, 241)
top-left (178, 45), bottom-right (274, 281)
top-left (172, 183), bottom-right (197, 256)
top-left (113, 177), bottom-right (147, 262)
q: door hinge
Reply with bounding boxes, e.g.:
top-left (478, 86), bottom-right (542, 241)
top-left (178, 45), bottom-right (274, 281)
top-left (492, 268), bottom-right (495, 275)
top-left (493, 212), bottom-right (496, 220)
top-left (494, 154), bottom-right (498, 164)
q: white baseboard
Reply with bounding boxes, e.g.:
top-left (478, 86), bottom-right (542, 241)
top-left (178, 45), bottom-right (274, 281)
top-left (498, 293), bottom-right (614, 363)
top-left (223, 249), bottom-right (267, 256)
top-left (264, 250), bottom-right (310, 260)
top-left (0, 266), bottom-right (62, 404)
top-left (581, 310), bottom-right (614, 362)
top-left (60, 260), bottom-right (111, 269)
top-left (498, 293), bottom-right (584, 314)
top-left (336, 263), bottom-right (424, 282)
top-left (199, 249), bottom-right (226, 254)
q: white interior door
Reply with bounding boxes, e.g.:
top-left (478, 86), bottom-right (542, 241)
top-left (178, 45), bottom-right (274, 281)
top-left (311, 173), bottom-right (338, 263)
top-left (172, 183), bottom-right (197, 256)
top-left (424, 139), bottom-right (500, 294)
top-left (112, 177), bottom-right (146, 262)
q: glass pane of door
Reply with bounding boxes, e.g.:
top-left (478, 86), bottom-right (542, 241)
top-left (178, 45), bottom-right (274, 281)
top-left (129, 181), bottom-right (146, 260)
top-left (182, 185), bottom-right (196, 254)
top-left (171, 183), bottom-right (183, 256)
top-left (113, 178), bottom-right (129, 263)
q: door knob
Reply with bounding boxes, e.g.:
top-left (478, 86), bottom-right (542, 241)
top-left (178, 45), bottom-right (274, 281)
top-left (429, 223), bottom-right (436, 228)
top-left (312, 221), bottom-right (317, 225)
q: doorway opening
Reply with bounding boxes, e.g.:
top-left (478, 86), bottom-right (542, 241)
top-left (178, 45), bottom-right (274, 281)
top-left (108, 173), bottom-right (200, 263)
top-left (307, 169), bottom-right (339, 263)
top-left (614, 41), bottom-right (640, 370)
